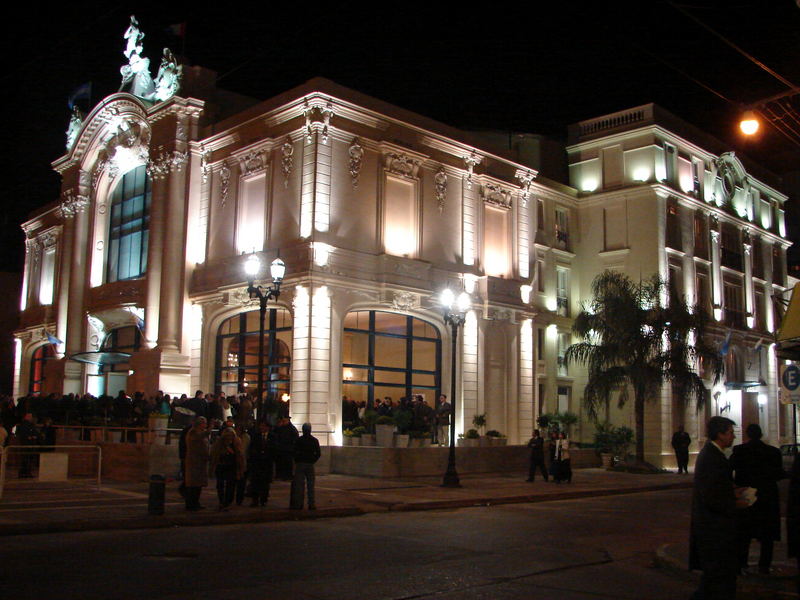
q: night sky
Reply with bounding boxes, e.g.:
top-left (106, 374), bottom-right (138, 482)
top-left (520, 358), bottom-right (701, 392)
top-left (3, 1), bottom-right (800, 273)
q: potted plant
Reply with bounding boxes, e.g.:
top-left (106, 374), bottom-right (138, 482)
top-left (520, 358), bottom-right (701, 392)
top-left (410, 430), bottom-right (431, 447)
top-left (464, 428), bottom-right (480, 447)
top-left (343, 428), bottom-right (357, 446)
top-left (351, 426), bottom-right (366, 446)
top-left (594, 422), bottom-right (616, 468)
top-left (611, 426), bottom-right (634, 465)
top-left (486, 429), bottom-right (506, 446)
top-left (375, 415), bottom-right (396, 447)
top-left (394, 431), bottom-right (410, 448)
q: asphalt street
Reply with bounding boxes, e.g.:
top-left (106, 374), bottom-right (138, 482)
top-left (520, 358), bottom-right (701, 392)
top-left (0, 488), bottom-right (700, 600)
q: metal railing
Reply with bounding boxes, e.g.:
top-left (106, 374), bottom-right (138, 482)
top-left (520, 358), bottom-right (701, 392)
top-left (0, 445), bottom-right (102, 500)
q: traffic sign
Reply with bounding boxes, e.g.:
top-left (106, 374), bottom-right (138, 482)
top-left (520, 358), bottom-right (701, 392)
top-left (780, 363), bottom-right (800, 404)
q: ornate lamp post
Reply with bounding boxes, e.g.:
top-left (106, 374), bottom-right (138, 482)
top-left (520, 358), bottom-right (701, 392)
top-left (440, 287), bottom-right (471, 488)
top-left (244, 253), bottom-right (286, 418)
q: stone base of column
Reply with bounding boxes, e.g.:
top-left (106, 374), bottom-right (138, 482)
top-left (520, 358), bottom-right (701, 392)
top-left (128, 348), bottom-right (191, 398)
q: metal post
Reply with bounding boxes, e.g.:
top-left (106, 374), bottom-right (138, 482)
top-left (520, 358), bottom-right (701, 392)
top-left (97, 445), bottom-right (102, 492)
top-left (442, 320), bottom-right (461, 488)
top-left (256, 296), bottom-right (267, 419)
top-left (0, 447), bottom-right (6, 500)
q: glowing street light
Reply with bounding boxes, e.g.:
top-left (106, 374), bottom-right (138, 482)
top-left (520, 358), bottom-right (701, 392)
top-left (739, 111), bottom-right (760, 136)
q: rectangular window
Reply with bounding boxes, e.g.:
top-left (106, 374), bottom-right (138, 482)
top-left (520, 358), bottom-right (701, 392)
top-left (537, 259), bottom-right (546, 292)
top-left (555, 208), bottom-right (569, 249)
top-left (720, 225), bottom-right (742, 271)
top-left (754, 289), bottom-right (765, 331)
top-left (556, 267), bottom-right (569, 317)
top-left (483, 204), bottom-right (510, 277)
top-left (557, 385), bottom-right (571, 413)
top-left (38, 246), bottom-right (56, 306)
top-left (694, 213), bottom-right (708, 260)
top-left (696, 271), bottom-right (709, 312)
top-left (537, 199), bottom-right (544, 231)
top-left (724, 280), bottom-right (744, 328)
top-left (752, 239), bottom-right (764, 279)
top-left (773, 246), bottom-right (786, 286)
top-left (537, 328), bottom-right (545, 362)
top-left (666, 201), bottom-right (681, 251)
top-left (236, 173), bottom-right (266, 254)
top-left (557, 332), bottom-right (570, 377)
top-left (384, 175), bottom-right (417, 257)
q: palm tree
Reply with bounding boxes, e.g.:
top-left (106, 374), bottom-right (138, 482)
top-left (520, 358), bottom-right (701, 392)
top-left (564, 271), bottom-right (723, 464)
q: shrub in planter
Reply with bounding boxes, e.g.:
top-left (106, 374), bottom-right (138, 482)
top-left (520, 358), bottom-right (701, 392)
top-left (472, 414), bottom-right (487, 435)
top-left (376, 415), bottom-right (396, 426)
top-left (465, 429), bottom-right (480, 439)
top-left (375, 416), bottom-right (396, 446)
top-left (485, 429), bottom-right (507, 445)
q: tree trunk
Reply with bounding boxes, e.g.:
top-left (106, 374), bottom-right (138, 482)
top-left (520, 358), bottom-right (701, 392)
top-left (634, 392), bottom-right (645, 463)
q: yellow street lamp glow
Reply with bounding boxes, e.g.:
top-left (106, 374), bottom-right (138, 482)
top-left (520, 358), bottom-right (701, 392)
top-left (739, 111), bottom-right (759, 136)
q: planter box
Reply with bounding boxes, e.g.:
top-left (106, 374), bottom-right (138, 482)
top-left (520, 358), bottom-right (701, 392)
top-left (360, 434), bottom-right (376, 447)
top-left (375, 424), bottom-right (395, 447)
top-left (343, 436), bottom-right (356, 446)
top-left (478, 436), bottom-right (491, 447)
top-left (490, 437), bottom-right (507, 446)
top-left (395, 434), bottom-right (409, 448)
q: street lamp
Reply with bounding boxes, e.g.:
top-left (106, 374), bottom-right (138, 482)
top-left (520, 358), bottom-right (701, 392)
top-left (440, 287), bottom-right (471, 488)
top-left (244, 253), bottom-right (286, 418)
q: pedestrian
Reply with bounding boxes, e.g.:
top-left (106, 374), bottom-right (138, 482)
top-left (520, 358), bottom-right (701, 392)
top-left (527, 429), bottom-right (548, 482)
top-left (436, 394), bottom-right (451, 446)
top-left (689, 416), bottom-right (750, 599)
top-left (183, 417), bottom-right (210, 511)
top-left (210, 426), bottom-right (244, 511)
top-left (234, 423), bottom-right (250, 506)
top-left (290, 422), bottom-right (321, 510)
top-left (672, 424), bottom-right (691, 474)
top-left (274, 417), bottom-right (299, 480)
top-left (730, 423), bottom-right (784, 575)
top-left (553, 432), bottom-right (571, 483)
top-left (248, 421), bottom-right (275, 507)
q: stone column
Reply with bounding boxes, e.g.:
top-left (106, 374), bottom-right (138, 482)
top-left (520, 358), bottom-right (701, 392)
top-left (743, 234), bottom-right (754, 328)
top-left (144, 169), bottom-right (167, 348)
top-left (710, 223), bottom-right (722, 318)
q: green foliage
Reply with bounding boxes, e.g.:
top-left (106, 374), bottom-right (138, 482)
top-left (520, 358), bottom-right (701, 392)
top-left (566, 271), bottom-right (723, 462)
top-left (343, 428), bottom-right (356, 437)
top-left (350, 426), bottom-right (366, 437)
top-left (536, 414), bottom-right (551, 429)
top-left (485, 429), bottom-right (504, 438)
top-left (539, 411), bottom-right (578, 434)
top-left (393, 408), bottom-right (412, 434)
top-left (465, 428), bottom-right (480, 439)
top-left (410, 430), bottom-right (430, 439)
top-left (375, 415), bottom-right (396, 425)
top-left (593, 422), bottom-right (634, 458)
top-left (472, 414), bottom-right (487, 430)
top-left (363, 409), bottom-right (378, 433)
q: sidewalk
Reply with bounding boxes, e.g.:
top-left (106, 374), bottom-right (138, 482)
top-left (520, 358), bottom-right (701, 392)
top-left (0, 468), bottom-right (691, 536)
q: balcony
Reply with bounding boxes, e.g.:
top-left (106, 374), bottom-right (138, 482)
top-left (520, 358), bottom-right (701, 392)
top-left (554, 229), bottom-right (570, 252)
top-left (557, 355), bottom-right (568, 377)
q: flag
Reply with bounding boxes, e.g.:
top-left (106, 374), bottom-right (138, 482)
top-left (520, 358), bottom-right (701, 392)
top-left (134, 315), bottom-right (145, 332)
top-left (46, 332), bottom-right (63, 346)
top-left (720, 331), bottom-right (732, 356)
top-left (68, 82), bottom-right (92, 110)
top-left (166, 22), bottom-right (186, 38)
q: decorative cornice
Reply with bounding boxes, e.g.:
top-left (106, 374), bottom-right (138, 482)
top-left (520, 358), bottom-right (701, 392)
top-left (435, 167), bottom-right (448, 212)
top-left (481, 182), bottom-right (513, 209)
top-left (515, 169), bottom-right (538, 208)
top-left (463, 151), bottom-right (482, 190)
top-left (60, 189), bottom-right (90, 218)
top-left (147, 148), bottom-right (188, 180)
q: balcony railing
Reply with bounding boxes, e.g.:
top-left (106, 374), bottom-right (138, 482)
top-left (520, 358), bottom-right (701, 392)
top-left (556, 296), bottom-right (569, 317)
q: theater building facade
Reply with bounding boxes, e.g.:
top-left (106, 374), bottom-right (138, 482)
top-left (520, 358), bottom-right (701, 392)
top-left (15, 40), bottom-right (794, 462)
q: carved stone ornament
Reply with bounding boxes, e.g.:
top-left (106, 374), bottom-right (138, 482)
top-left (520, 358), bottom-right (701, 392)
top-left (92, 159), bottom-right (107, 189)
top-left (481, 183), bottom-right (512, 209)
top-left (25, 238), bottom-right (41, 260)
top-left (87, 315), bottom-right (106, 350)
top-left (147, 148), bottom-right (186, 180)
top-left (281, 138), bottom-right (294, 188)
top-left (60, 189), bottom-right (90, 218)
top-left (219, 289), bottom-right (258, 306)
top-left (303, 100), bottom-right (314, 143)
top-left (320, 100), bottom-right (334, 144)
top-left (40, 231), bottom-right (58, 248)
top-left (515, 169), bottom-right (537, 208)
top-left (200, 146), bottom-right (211, 184)
top-left (219, 162), bottom-right (231, 208)
top-left (66, 106), bottom-right (84, 151)
top-left (349, 138), bottom-right (364, 187)
top-left (710, 229), bottom-right (720, 243)
top-left (434, 167), bottom-right (448, 212)
top-left (385, 152), bottom-right (421, 179)
top-left (392, 291), bottom-right (417, 311)
top-left (463, 151), bottom-right (482, 190)
top-left (176, 118), bottom-right (187, 142)
top-left (239, 150), bottom-right (266, 176)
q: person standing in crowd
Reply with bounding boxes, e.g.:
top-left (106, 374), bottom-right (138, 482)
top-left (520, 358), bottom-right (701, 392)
top-left (234, 423), bottom-right (250, 506)
top-left (15, 413), bottom-right (41, 478)
top-left (273, 416), bottom-right (299, 480)
top-left (183, 417), bottom-right (210, 511)
top-left (248, 421), bottom-right (275, 507)
top-left (527, 429), bottom-right (548, 482)
top-left (210, 426), bottom-right (244, 511)
top-left (436, 394), bottom-right (451, 447)
top-left (290, 422), bottom-right (321, 510)
top-left (672, 424), bottom-right (691, 474)
top-left (689, 416), bottom-right (749, 600)
top-left (730, 423), bottom-right (784, 575)
top-left (553, 431), bottom-right (571, 483)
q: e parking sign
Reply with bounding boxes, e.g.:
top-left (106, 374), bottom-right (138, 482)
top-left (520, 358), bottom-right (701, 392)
top-left (780, 364), bottom-right (800, 404)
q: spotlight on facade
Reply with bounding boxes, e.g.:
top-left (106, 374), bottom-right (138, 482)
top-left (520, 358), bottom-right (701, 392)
top-left (739, 111), bottom-right (760, 136)
top-left (244, 253), bottom-right (261, 278)
top-left (270, 257), bottom-right (286, 283)
top-left (520, 284), bottom-right (533, 304)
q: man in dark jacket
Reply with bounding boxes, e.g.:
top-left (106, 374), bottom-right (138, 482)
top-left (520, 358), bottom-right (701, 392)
top-left (290, 422), bottom-right (321, 510)
top-left (248, 421), bottom-right (275, 506)
top-left (730, 423), bottom-right (784, 574)
top-left (526, 429), bottom-right (548, 482)
top-left (672, 425), bottom-right (691, 474)
top-left (689, 416), bottom-right (747, 599)
top-left (273, 417), bottom-right (299, 480)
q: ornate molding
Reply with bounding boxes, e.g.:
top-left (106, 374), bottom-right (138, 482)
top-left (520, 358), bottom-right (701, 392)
top-left (200, 146), bottom-right (212, 184)
top-left (302, 98), bottom-right (335, 143)
top-left (238, 149), bottom-right (267, 176)
top-left (281, 138), bottom-right (294, 188)
top-left (515, 169), bottom-right (537, 208)
top-left (92, 159), bottom-right (107, 190)
top-left (219, 162), bottom-right (232, 208)
top-left (147, 149), bottom-right (187, 179)
top-left (40, 230), bottom-right (59, 249)
top-left (434, 167), bottom-right (448, 212)
top-left (391, 291), bottom-right (418, 311)
top-left (320, 100), bottom-right (334, 144)
top-left (481, 183), bottom-right (512, 209)
top-left (463, 151), bottom-right (482, 190)
top-left (349, 138), bottom-right (364, 187)
top-left (60, 189), bottom-right (90, 218)
top-left (384, 151), bottom-right (421, 179)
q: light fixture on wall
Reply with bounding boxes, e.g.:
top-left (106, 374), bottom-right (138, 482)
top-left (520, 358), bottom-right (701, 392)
top-left (520, 284), bottom-right (533, 304)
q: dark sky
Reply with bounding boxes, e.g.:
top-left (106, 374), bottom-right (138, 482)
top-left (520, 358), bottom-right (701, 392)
top-left (3, 1), bottom-right (800, 272)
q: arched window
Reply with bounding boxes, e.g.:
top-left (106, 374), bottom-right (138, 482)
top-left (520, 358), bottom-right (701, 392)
top-left (107, 165), bottom-right (151, 282)
top-left (342, 311), bottom-right (441, 408)
top-left (29, 344), bottom-right (55, 396)
top-left (99, 326), bottom-right (142, 373)
top-left (216, 309), bottom-right (292, 399)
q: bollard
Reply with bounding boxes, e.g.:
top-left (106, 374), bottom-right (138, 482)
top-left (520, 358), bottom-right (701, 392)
top-left (148, 474), bottom-right (166, 515)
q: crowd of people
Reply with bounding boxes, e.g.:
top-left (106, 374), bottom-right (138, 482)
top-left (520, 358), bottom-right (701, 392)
top-left (179, 413), bottom-right (321, 512)
top-left (526, 429), bottom-right (572, 484)
top-left (341, 394), bottom-right (451, 443)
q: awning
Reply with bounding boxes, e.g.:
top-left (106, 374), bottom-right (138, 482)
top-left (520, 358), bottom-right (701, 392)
top-left (724, 380), bottom-right (767, 390)
top-left (69, 351), bottom-right (132, 365)
top-left (778, 283), bottom-right (800, 360)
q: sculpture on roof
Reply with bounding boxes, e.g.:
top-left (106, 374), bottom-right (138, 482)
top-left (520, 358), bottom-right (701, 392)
top-left (65, 105), bottom-right (84, 151)
top-left (154, 48), bottom-right (182, 102)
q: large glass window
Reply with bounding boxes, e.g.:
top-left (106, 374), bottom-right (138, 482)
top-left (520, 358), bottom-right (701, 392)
top-left (100, 326), bottom-right (142, 373)
top-left (107, 165), bottom-right (151, 283)
top-left (342, 310), bottom-right (440, 409)
top-left (29, 344), bottom-right (55, 396)
top-left (215, 309), bottom-right (292, 399)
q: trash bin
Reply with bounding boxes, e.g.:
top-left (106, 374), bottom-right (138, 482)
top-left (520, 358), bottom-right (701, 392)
top-left (148, 474), bottom-right (165, 515)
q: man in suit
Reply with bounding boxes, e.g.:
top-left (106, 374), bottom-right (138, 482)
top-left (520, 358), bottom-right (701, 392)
top-left (689, 416), bottom-right (747, 599)
top-left (730, 423), bottom-right (785, 574)
top-left (672, 424), bottom-right (691, 474)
